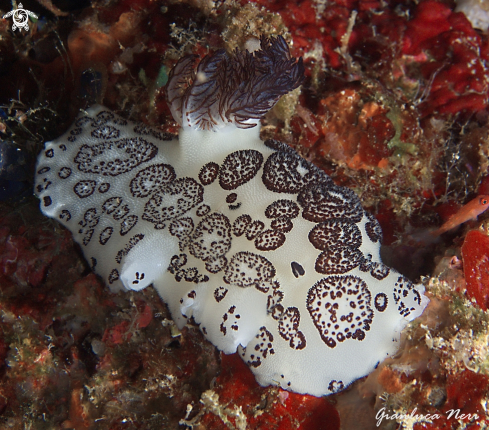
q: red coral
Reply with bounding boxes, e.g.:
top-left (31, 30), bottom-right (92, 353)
top-left (461, 230), bottom-right (489, 310)
top-left (444, 369), bottom-right (489, 421)
top-left (197, 353), bottom-right (340, 429)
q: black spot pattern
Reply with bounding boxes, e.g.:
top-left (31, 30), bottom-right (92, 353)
top-left (298, 183), bottom-right (364, 223)
top-left (365, 212), bottom-right (383, 243)
top-left (133, 123), bottom-right (173, 141)
top-left (224, 251), bottom-right (276, 289)
top-left (196, 204), bottom-right (211, 217)
top-left (374, 293), bottom-right (388, 312)
top-left (142, 178), bottom-right (203, 228)
top-left (189, 213), bottom-right (232, 261)
top-left (270, 217), bottom-right (293, 233)
top-left (98, 183), bottom-right (110, 193)
top-left (78, 208), bottom-right (100, 246)
top-left (246, 326), bottom-right (275, 368)
top-left (37, 167), bottom-right (50, 174)
top-left (328, 380), bottom-right (344, 394)
top-left (278, 307), bottom-right (306, 350)
top-left (245, 220), bottom-right (264, 240)
top-left (219, 150), bottom-right (263, 190)
top-left (262, 149), bottom-right (331, 193)
top-left (74, 138), bottom-right (158, 177)
top-left (226, 193), bottom-right (237, 203)
top-left (309, 220), bottom-right (362, 251)
top-left (315, 247), bottom-right (364, 274)
top-left (265, 200), bottom-right (300, 219)
top-left (169, 218), bottom-right (194, 236)
top-left (102, 197), bottom-right (122, 214)
top-left (59, 210), bottom-right (71, 221)
top-left (307, 275), bottom-right (373, 349)
top-left (99, 227), bottom-right (113, 245)
top-left (91, 125), bottom-right (120, 139)
top-left (58, 167), bottom-right (71, 179)
top-left (263, 138), bottom-right (292, 152)
top-left (214, 286), bottom-right (228, 302)
top-left (205, 256), bottom-right (228, 273)
top-left (220, 305), bottom-right (241, 336)
top-left (108, 269), bottom-right (119, 284)
top-left (74, 180), bottom-right (97, 198)
top-left (169, 217), bottom-right (194, 250)
top-left (120, 215), bottom-right (138, 236)
top-left (255, 230), bottom-right (286, 251)
top-left (369, 261), bottom-right (390, 280)
top-left (232, 214), bottom-right (251, 236)
top-left (112, 204), bottom-right (129, 220)
top-left (115, 234), bottom-right (144, 264)
top-left (266, 288), bottom-right (284, 315)
top-left (393, 276), bottom-right (422, 317)
top-left (130, 164), bottom-right (176, 198)
top-left (168, 253), bottom-right (209, 283)
top-left (199, 162), bottom-right (219, 185)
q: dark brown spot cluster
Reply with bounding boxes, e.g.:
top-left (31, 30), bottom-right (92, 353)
top-left (365, 212), bottom-right (383, 243)
top-left (74, 138), bottom-right (158, 177)
top-left (130, 163), bottom-right (176, 198)
top-left (120, 215), bottom-right (138, 236)
top-left (278, 306), bottom-right (306, 350)
top-left (219, 305), bottom-right (241, 336)
top-left (59, 210), bottom-right (71, 221)
top-left (267, 288), bottom-right (284, 316)
top-left (169, 217), bottom-right (194, 251)
top-left (74, 180), bottom-right (97, 198)
top-left (196, 204), bottom-right (211, 217)
top-left (265, 200), bottom-right (300, 219)
top-left (315, 247), bottom-right (364, 275)
top-left (99, 226), bottom-right (113, 245)
top-left (262, 149), bottom-right (330, 194)
top-left (224, 251), bottom-right (276, 291)
top-left (108, 269), bottom-right (119, 284)
top-left (232, 214), bottom-right (252, 236)
top-left (367, 261), bottom-right (391, 280)
top-left (255, 230), bottom-right (286, 251)
top-left (309, 220), bottom-right (362, 250)
top-left (214, 286), bottom-right (228, 302)
top-left (245, 220), bottom-right (265, 240)
top-left (205, 256), bottom-right (228, 274)
top-left (328, 380), bottom-right (344, 394)
top-left (219, 150), bottom-right (263, 190)
top-left (307, 275), bottom-right (373, 349)
top-left (374, 292), bottom-right (388, 312)
top-left (58, 167), bottom-right (71, 179)
top-left (142, 178), bottom-right (203, 229)
top-left (246, 326), bottom-right (275, 368)
top-left (168, 253), bottom-right (209, 283)
top-left (309, 220), bottom-right (364, 275)
top-left (298, 183), bottom-right (363, 223)
top-left (115, 234), bottom-right (144, 264)
top-left (133, 123), bottom-right (174, 141)
top-left (189, 213), bottom-right (232, 262)
top-left (393, 276), bottom-right (421, 317)
top-left (199, 162), bottom-right (219, 186)
top-left (78, 208), bottom-right (100, 246)
top-left (91, 125), bottom-right (120, 140)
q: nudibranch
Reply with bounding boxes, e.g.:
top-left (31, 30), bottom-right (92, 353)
top-left (34, 36), bottom-right (428, 397)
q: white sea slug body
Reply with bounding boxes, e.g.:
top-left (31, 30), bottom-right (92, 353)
top-left (34, 36), bottom-right (428, 397)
